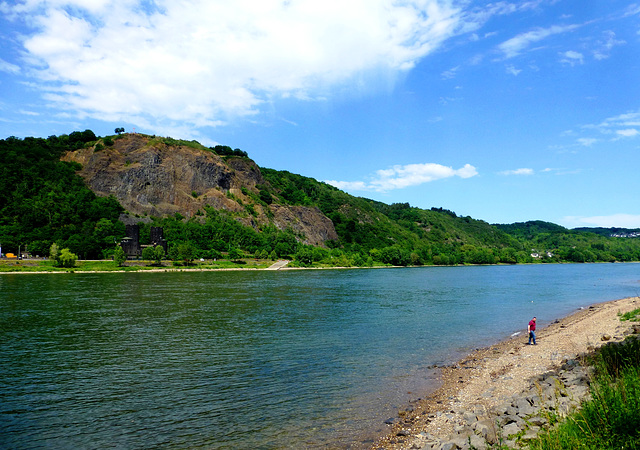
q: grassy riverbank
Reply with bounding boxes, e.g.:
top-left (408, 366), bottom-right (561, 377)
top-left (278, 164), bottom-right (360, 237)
top-left (0, 258), bottom-right (274, 273)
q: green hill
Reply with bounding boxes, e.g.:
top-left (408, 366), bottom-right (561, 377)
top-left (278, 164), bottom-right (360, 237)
top-left (1, 131), bottom-right (639, 266)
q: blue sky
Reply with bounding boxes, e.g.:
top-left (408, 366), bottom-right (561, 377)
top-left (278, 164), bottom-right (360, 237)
top-left (1, 0), bottom-right (639, 228)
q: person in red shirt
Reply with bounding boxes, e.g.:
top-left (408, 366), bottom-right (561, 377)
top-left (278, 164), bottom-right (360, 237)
top-left (528, 316), bottom-right (537, 345)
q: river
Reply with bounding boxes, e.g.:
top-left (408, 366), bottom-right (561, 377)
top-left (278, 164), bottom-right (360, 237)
top-left (1, 263), bottom-right (638, 448)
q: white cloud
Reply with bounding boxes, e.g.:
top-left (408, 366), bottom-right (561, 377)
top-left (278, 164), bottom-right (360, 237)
top-left (6, 0), bottom-right (465, 131)
top-left (325, 162), bottom-right (478, 192)
top-left (325, 180), bottom-right (370, 191)
top-left (498, 24), bottom-right (580, 59)
top-left (505, 64), bottom-right (521, 76)
top-left (616, 129), bottom-right (639, 137)
top-left (564, 214), bottom-right (640, 228)
top-left (577, 137), bottom-right (597, 146)
top-left (499, 168), bottom-right (534, 176)
top-left (559, 50), bottom-right (583, 66)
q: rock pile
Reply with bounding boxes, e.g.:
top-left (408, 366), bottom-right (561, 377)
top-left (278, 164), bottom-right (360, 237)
top-left (408, 359), bottom-right (593, 450)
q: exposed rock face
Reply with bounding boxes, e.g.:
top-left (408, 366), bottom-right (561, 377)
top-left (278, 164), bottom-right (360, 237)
top-left (270, 205), bottom-right (338, 246)
top-left (62, 134), bottom-right (338, 246)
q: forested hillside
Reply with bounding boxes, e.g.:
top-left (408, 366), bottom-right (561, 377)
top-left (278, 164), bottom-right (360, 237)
top-left (0, 132), bottom-right (124, 259)
top-left (2, 132), bottom-right (640, 266)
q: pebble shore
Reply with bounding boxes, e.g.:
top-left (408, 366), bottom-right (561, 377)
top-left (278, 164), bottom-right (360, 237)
top-left (372, 296), bottom-right (640, 450)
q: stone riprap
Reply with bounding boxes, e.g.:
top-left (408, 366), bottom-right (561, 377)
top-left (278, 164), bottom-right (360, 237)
top-left (409, 359), bottom-right (592, 449)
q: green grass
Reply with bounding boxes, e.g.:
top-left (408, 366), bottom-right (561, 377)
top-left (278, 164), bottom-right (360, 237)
top-left (528, 335), bottom-right (640, 450)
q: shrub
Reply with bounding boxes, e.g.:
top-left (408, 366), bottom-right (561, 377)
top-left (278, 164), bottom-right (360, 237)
top-left (142, 246), bottom-right (156, 261)
top-left (531, 336), bottom-right (640, 450)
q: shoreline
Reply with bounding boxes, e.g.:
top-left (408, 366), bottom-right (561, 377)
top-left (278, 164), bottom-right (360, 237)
top-left (371, 295), bottom-right (640, 449)
top-left (1, 260), bottom-right (636, 276)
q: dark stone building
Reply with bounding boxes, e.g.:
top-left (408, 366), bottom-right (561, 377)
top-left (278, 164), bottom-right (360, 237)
top-left (150, 227), bottom-right (168, 253)
top-left (120, 225), bottom-right (167, 259)
top-left (121, 224), bottom-right (141, 259)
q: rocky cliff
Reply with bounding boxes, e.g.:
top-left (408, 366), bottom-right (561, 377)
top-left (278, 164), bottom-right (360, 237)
top-left (62, 134), bottom-right (338, 246)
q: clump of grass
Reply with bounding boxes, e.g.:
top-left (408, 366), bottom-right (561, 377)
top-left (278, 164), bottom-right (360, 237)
top-left (594, 335), bottom-right (640, 378)
top-left (619, 307), bottom-right (640, 322)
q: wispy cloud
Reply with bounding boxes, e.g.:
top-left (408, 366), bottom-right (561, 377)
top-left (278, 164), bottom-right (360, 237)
top-left (505, 64), bottom-right (521, 76)
top-left (441, 66), bottom-right (460, 79)
top-left (326, 163), bottom-right (478, 192)
top-left (543, 167), bottom-right (582, 175)
top-left (577, 138), bottom-right (597, 146)
top-left (593, 30), bottom-right (625, 60)
top-left (0, 58), bottom-right (20, 74)
top-left (582, 110), bottom-right (640, 140)
top-left (559, 50), bottom-right (583, 66)
top-left (498, 24), bottom-right (580, 59)
top-left (499, 168), bottom-right (534, 176)
top-left (563, 214), bottom-right (640, 228)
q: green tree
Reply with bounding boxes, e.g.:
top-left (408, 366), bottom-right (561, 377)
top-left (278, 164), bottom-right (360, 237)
top-left (56, 248), bottom-right (77, 268)
top-left (228, 247), bottom-right (242, 260)
top-left (49, 242), bottom-right (59, 261)
top-left (566, 248), bottom-right (586, 263)
top-left (170, 242), bottom-right (195, 265)
top-left (113, 245), bottom-right (126, 267)
top-left (259, 189), bottom-right (273, 205)
top-left (142, 246), bottom-right (155, 261)
top-left (499, 247), bottom-right (518, 264)
top-left (153, 245), bottom-right (165, 264)
top-left (294, 247), bottom-right (314, 266)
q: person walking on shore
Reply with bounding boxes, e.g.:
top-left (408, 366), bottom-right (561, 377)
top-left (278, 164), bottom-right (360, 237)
top-left (528, 316), bottom-right (537, 345)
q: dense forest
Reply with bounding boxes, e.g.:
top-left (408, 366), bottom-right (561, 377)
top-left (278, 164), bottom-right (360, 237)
top-left (2, 131), bottom-right (640, 266)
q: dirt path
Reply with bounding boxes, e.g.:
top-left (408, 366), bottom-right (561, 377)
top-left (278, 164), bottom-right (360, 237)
top-left (374, 296), bottom-right (640, 449)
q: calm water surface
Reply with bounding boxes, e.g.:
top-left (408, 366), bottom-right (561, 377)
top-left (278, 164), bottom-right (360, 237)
top-left (1, 263), bottom-right (639, 449)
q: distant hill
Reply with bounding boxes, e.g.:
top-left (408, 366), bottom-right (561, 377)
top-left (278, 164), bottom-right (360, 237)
top-left (2, 131), bottom-right (640, 265)
top-left (573, 227), bottom-right (640, 238)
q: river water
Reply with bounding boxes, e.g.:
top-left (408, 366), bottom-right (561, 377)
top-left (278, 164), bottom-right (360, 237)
top-left (1, 263), bottom-right (638, 449)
